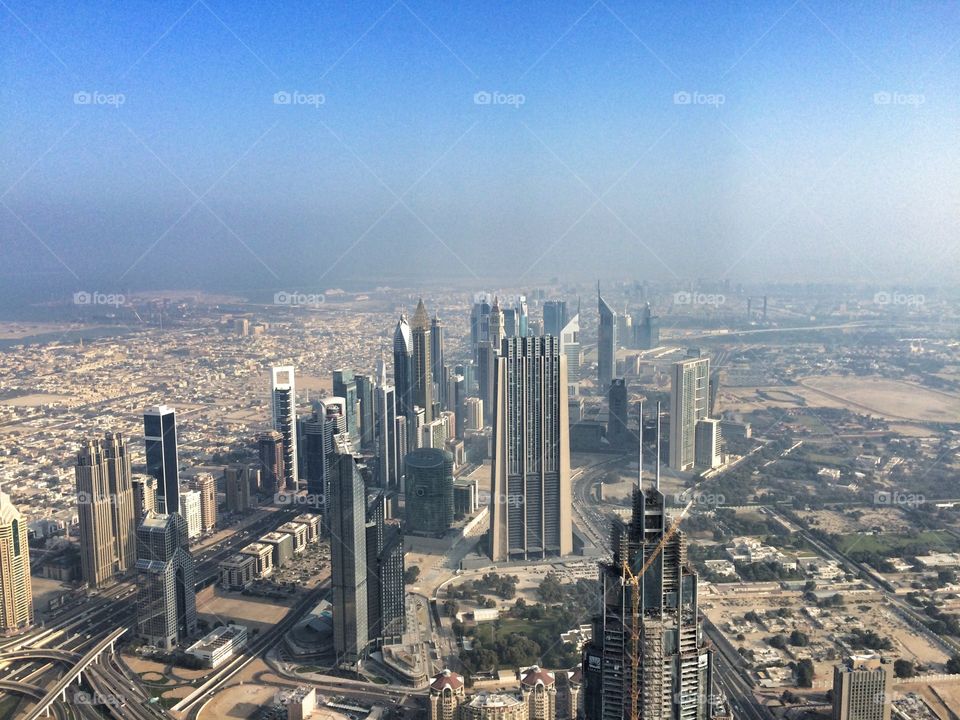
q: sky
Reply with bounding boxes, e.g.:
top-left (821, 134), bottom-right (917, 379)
top-left (1, 0), bottom-right (959, 303)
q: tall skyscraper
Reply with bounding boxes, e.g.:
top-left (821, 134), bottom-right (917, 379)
top-left (187, 473), bottom-right (216, 532)
top-left (634, 302), bottom-right (660, 350)
top-left (411, 299), bottom-right (434, 423)
top-left (489, 336), bottom-right (572, 562)
top-left (543, 300), bottom-right (568, 338)
top-left (256, 430), bottom-right (285, 496)
top-left (582, 483), bottom-right (729, 720)
top-left (75, 433), bottom-right (136, 588)
top-left (0, 488), bottom-right (33, 632)
top-left (669, 358), bottom-right (710, 471)
top-left (405, 448), bottom-right (455, 536)
top-left (431, 313), bottom-right (445, 408)
top-left (131, 474), bottom-right (157, 522)
top-left (179, 489), bottom-right (202, 540)
top-left (608, 379), bottom-right (629, 446)
top-left (333, 369), bottom-right (359, 446)
top-left (135, 512), bottom-right (197, 650)
top-left (144, 405), bottom-right (180, 515)
top-left (300, 400), bottom-right (347, 519)
top-left (365, 492), bottom-right (405, 647)
top-left (469, 295), bottom-right (492, 362)
top-left (393, 313), bottom-right (414, 422)
top-left (560, 312), bottom-right (582, 396)
top-left (832, 655), bottom-right (893, 720)
top-left (374, 355), bottom-right (400, 491)
top-left (598, 285), bottom-right (618, 389)
top-left (271, 366), bottom-right (298, 491)
top-left (355, 373), bottom-right (375, 450)
top-left (224, 466), bottom-right (252, 512)
top-left (330, 436), bottom-right (368, 667)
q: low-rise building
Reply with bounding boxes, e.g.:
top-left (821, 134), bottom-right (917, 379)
top-left (218, 553), bottom-right (255, 590)
top-left (185, 624), bottom-right (247, 668)
top-left (260, 531), bottom-right (294, 568)
top-left (239, 542), bottom-right (273, 578)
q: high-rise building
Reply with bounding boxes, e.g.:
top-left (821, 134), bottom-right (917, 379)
top-left (695, 418), bottom-right (722, 469)
top-left (411, 299), bottom-right (434, 424)
top-left (833, 655), bottom-right (892, 720)
top-left (431, 314), bottom-right (446, 408)
top-left (224, 466), bottom-right (252, 513)
top-left (135, 512), bottom-right (197, 650)
top-left (131, 474), bottom-right (156, 522)
top-left (582, 482), bottom-right (730, 720)
top-left (429, 669), bottom-right (466, 720)
top-left (489, 336), bottom-right (572, 562)
top-left (469, 296), bottom-right (492, 362)
top-left (608, 379), bottom-right (629, 446)
top-left (405, 448), bottom-right (454, 536)
top-left (633, 303), bottom-right (660, 350)
top-left (271, 366), bottom-right (298, 491)
top-left (300, 400), bottom-right (346, 516)
top-left (256, 430), bottom-right (284, 496)
top-left (333, 369), bottom-right (359, 447)
top-left (555, 669), bottom-right (583, 720)
top-left (669, 358), bottom-right (710, 471)
top-left (464, 398), bottom-right (484, 431)
top-left (365, 492), bottom-right (405, 647)
top-left (0, 488), bottom-right (34, 632)
top-left (597, 285), bottom-right (618, 389)
top-left (543, 300), bottom-right (568, 338)
top-left (521, 666), bottom-right (557, 720)
top-left (355, 373), bottom-right (375, 451)
top-left (393, 313), bottom-right (414, 422)
top-left (179, 489), bottom-right (202, 540)
top-left (559, 313), bottom-right (581, 396)
top-left (329, 436), bottom-right (368, 667)
top-left (374, 356), bottom-right (400, 491)
top-left (144, 405), bottom-right (180, 515)
top-left (75, 433), bottom-right (136, 588)
top-left (188, 473), bottom-right (216, 532)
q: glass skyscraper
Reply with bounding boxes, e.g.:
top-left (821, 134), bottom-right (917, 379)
top-left (144, 405), bottom-right (179, 515)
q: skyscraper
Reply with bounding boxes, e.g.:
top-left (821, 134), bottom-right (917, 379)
top-left (489, 335), bottom-right (572, 562)
top-left (431, 313), bottom-right (446, 408)
top-left (405, 448), bottom-right (455, 536)
top-left (256, 430), bottom-right (285, 496)
top-left (144, 405), bottom-right (180, 515)
top-left (634, 302), bottom-right (660, 350)
top-left (832, 655), bottom-right (893, 720)
top-left (187, 472), bottom-right (216, 532)
top-left (131, 474), bottom-right (157, 522)
top-left (75, 433), bottom-right (136, 588)
top-left (411, 299), bottom-right (434, 423)
top-left (608, 379), bottom-right (629, 446)
top-left (179, 489), bottom-right (202, 540)
top-left (374, 355), bottom-right (400, 491)
top-left (543, 300), bottom-right (568, 338)
top-left (333, 368), bottom-right (359, 447)
top-left (271, 366), bottom-right (298, 491)
top-left (393, 313), bottom-right (414, 422)
top-left (0, 488), bottom-right (33, 633)
top-left (365, 492), bottom-right (405, 647)
top-left (136, 512), bottom-right (197, 650)
top-left (669, 358), bottom-right (710, 471)
top-left (598, 285), bottom-right (618, 389)
top-left (560, 312), bottom-right (582, 396)
top-left (330, 436), bottom-right (368, 667)
top-left (224, 466), bottom-right (253, 513)
top-left (355, 373), bottom-right (375, 451)
top-left (582, 482), bottom-right (729, 720)
top-left (469, 295), bottom-right (492, 362)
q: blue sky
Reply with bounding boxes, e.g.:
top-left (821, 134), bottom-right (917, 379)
top-left (1, 0), bottom-right (958, 299)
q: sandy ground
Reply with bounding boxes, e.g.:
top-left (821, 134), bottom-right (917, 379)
top-left (795, 376), bottom-right (960, 421)
top-left (0, 393), bottom-right (75, 407)
top-left (195, 586), bottom-right (293, 633)
top-left (796, 507), bottom-right (911, 534)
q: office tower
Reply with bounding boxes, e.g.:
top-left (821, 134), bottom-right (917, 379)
top-left (405, 448), bottom-right (454, 536)
top-left (489, 297), bottom-right (505, 348)
top-left (477, 341), bottom-right (496, 427)
top-left (329, 436), bottom-right (368, 667)
top-left (355, 374), bottom-right (375, 451)
top-left (187, 473), bottom-right (216, 532)
top-left (608, 379), bottom-right (629, 446)
top-left (429, 670), bottom-right (466, 720)
top-left (456, 360), bottom-right (478, 396)
top-left (393, 313), bottom-right (414, 422)
top-left (559, 313), bottom-right (581, 395)
top-left (543, 300), bottom-right (568, 338)
top-left (431, 314), bottom-right (446, 407)
top-left (447, 374), bottom-right (466, 437)
top-left (555, 670), bottom-right (583, 720)
top-left (597, 284), bottom-right (618, 389)
top-left (365, 494), bottom-right (405, 647)
top-left (271, 366), bottom-right (298, 491)
top-left (582, 481), bottom-right (728, 720)
top-left (503, 306), bottom-right (518, 338)
top-left (224, 466), bottom-right (252, 512)
top-left (395, 416), bottom-right (408, 472)
top-left (470, 295), bottom-right (492, 362)
top-left (135, 512), bottom-right (197, 650)
top-left (410, 299), bottom-right (434, 423)
top-left (131, 474), bottom-right (157, 522)
top-left (333, 368), bottom-right (359, 446)
top-left (669, 357), bottom-right (710, 471)
top-left (75, 433), bottom-right (136, 588)
top-left (374, 356), bottom-right (400, 491)
top-left (256, 430), bottom-right (285, 496)
top-left (464, 398), bottom-right (484, 431)
top-left (516, 295), bottom-right (529, 337)
top-left (144, 405), bottom-right (180, 515)
top-left (521, 666), bottom-right (557, 720)
top-left (832, 655), bottom-right (893, 720)
top-left (421, 419), bottom-right (447, 449)
top-left (179, 489), bottom-right (202, 540)
top-left (634, 302), bottom-right (660, 350)
top-left (695, 418), bottom-right (722, 469)
top-left (489, 336), bottom-right (572, 562)
top-left (0, 488), bottom-right (34, 632)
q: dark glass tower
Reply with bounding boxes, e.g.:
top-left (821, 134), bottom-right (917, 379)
top-left (365, 490), bottom-right (405, 648)
top-left (355, 373), bottom-right (375, 450)
top-left (333, 368), bottom-right (358, 447)
top-left (256, 430), bottom-right (284, 496)
top-left (430, 313), bottom-right (445, 409)
top-left (271, 366), bottom-right (298, 491)
top-left (598, 284), bottom-right (618, 389)
top-left (144, 405), bottom-right (179, 515)
top-left (393, 314), bottom-right (414, 422)
top-left (404, 448), bottom-right (454, 536)
top-left (543, 300), bottom-right (568, 338)
top-left (410, 299), bottom-right (433, 423)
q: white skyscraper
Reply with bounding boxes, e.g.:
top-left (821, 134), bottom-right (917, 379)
top-left (179, 489), bottom-right (202, 540)
top-left (271, 366), bottom-right (298, 491)
top-left (669, 357), bottom-right (710, 471)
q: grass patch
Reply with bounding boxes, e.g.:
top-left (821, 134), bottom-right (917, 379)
top-left (835, 530), bottom-right (958, 556)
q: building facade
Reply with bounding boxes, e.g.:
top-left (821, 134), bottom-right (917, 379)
top-left (144, 405), bottom-right (180, 515)
top-left (597, 287), bottom-right (618, 390)
top-left (405, 448), bottom-right (455, 536)
top-left (0, 489), bottom-right (33, 633)
top-left (832, 655), bottom-right (893, 720)
top-left (669, 358), bottom-right (710, 471)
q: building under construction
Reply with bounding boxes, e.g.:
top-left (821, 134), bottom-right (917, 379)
top-left (582, 407), bottom-right (731, 720)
